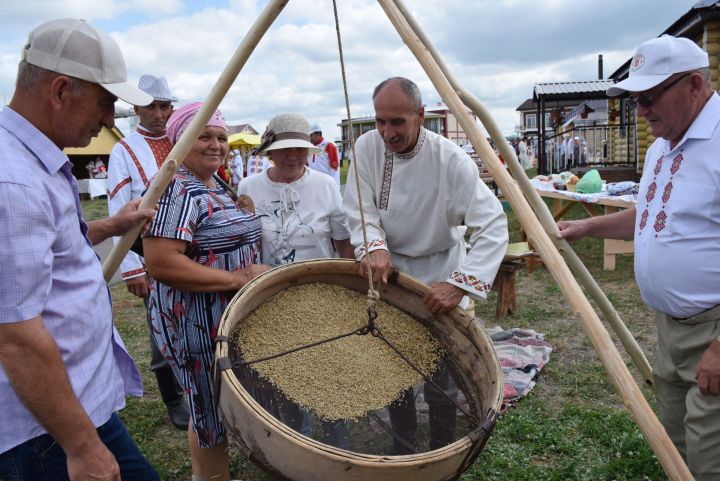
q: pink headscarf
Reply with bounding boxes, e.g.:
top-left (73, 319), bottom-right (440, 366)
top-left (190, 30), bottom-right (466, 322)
top-left (166, 101), bottom-right (228, 145)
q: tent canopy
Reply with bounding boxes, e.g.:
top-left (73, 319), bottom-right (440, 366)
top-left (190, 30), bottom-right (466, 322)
top-left (229, 132), bottom-right (261, 148)
top-left (64, 126), bottom-right (124, 156)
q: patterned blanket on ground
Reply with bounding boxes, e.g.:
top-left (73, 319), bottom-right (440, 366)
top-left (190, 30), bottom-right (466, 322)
top-left (487, 326), bottom-right (553, 413)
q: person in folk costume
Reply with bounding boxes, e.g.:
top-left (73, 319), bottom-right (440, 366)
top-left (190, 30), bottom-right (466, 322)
top-left (343, 76), bottom-right (508, 454)
top-left (307, 122), bottom-right (341, 188)
top-left (246, 149), bottom-right (273, 177)
top-left (518, 135), bottom-right (532, 170)
top-left (228, 148), bottom-right (244, 187)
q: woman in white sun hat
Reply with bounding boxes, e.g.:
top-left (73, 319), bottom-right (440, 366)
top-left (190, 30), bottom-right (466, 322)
top-left (238, 113), bottom-right (354, 265)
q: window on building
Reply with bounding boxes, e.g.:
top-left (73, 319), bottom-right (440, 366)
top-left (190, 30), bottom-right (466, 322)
top-left (424, 117), bottom-right (441, 134)
top-left (525, 113), bottom-right (537, 129)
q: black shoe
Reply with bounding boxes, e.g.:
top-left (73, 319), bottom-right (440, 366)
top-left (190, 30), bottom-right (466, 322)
top-left (166, 399), bottom-right (190, 429)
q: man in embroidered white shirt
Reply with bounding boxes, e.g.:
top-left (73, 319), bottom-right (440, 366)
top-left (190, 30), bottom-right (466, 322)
top-left (343, 77), bottom-right (508, 314)
top-left (558, 35), bottom-right (720, 479)
top-left (107, 74), bottom-right (190, 429)
top-left (342, 77), bottom-right (508, 454)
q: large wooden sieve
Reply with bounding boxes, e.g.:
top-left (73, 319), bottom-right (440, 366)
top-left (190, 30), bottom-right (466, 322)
top-left (214, 259), bottom-right (503, 481)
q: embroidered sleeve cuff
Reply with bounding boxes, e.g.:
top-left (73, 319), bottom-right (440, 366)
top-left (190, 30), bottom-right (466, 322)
top-left (122, 268), bottom-right (146, 280)
top-left (447, 271), bottom-right (492, 299)
top-left (354, 239), bottom-right (388, 261)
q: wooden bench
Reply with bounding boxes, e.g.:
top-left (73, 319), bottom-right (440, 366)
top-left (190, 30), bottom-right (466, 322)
top-left (464, 233), bottom-right (535, 320)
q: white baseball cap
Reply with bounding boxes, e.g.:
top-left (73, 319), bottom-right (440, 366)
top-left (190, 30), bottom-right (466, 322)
top-left (138, 74), bottom-right (178, 103)
top-left (21, 18), bottom-right (152, 106)
top-left (607, 35), bottom-right (709, 96)
top-left (309, 122), bottom-right (322, 134)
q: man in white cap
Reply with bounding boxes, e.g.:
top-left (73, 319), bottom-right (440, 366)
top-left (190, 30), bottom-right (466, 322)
top-left (0, 19), bottom-right (159, 480)
top-left (107, 74), bottom-right (190, 431)
top-left (308, 122), bottom-right (341, 188)
top-left (558, 35), bottom-right (720, 478)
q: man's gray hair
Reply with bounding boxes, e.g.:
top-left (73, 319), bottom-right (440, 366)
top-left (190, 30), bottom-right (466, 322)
top-left (373, 77), bottom-right (423, 111)
top-left (16, 60), bottom-right (85, 96)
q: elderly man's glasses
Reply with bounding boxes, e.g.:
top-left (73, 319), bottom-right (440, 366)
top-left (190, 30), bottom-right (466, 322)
top-left (629, 72), bottom-right (692, 108)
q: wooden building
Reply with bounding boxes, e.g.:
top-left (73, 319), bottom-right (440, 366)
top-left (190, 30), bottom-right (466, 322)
top-left (530, 80), bottom-right (630, 175)
top-left (516, 98), bottom-right (579, 148)
top-left (609, 0), bottom-right (720, 171)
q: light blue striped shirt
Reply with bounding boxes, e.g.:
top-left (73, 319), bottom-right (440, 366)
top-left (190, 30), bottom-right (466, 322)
top-left (0, 106), bottom-right (143, 453)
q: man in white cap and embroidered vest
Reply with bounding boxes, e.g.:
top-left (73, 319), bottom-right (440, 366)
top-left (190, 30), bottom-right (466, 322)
top-left (558, 35), bottom-right (720, 479)
top-left (308, 122), bottom-right (341, 188)
top-left (0, 18), bottom-right (159, 480)
top-left (107, 75), bottom-right (191, 430)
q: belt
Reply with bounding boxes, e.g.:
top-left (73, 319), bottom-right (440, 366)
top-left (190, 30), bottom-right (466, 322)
top-left (671, 304), bottom-right (720, 325)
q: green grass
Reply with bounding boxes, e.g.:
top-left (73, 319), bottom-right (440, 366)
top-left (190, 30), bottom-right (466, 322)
top-left (83, 196), bottom-right (666, 481)
top-left (340, 162), bottom-right (350, 185)
top-left (473, 400), bottom-right (661, 481)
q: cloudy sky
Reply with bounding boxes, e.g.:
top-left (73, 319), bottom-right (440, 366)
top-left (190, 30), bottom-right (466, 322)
top-left (0, 0), bottom-right (696, 140)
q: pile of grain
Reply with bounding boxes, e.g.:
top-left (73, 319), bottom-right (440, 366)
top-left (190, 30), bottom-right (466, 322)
top-left (234, 283), bottom-right (445, 421)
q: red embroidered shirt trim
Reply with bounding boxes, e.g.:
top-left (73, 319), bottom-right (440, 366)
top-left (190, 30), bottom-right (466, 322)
top-left (109, 177), bottom-right (131, 199)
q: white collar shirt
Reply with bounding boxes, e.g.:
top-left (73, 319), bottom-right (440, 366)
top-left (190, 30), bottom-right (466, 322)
top-left (634, 92), bottom-right (720, 318)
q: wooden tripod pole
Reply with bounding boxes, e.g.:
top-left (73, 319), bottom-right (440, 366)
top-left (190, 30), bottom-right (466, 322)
top-left (377, 1), bottom-right (690, 479)
top-left (102, 0), bottom-right (290, 281)
top-left (389, 0), bottom-right (653, 388)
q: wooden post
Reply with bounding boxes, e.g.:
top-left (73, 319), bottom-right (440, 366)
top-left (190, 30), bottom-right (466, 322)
top-left (378, 1), bottom-right (690, 479)
top-left (101, 0), bottom-right (290, 281)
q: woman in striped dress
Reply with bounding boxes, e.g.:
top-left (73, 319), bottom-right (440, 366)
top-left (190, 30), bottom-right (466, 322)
top-left (143, 102), bottom-right (269, 481)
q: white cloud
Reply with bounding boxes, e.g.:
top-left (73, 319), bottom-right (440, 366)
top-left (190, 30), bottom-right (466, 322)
top-left (0, 0), bottom-right (184, 23)
top-left (0, 0), bottom-right (698, 139)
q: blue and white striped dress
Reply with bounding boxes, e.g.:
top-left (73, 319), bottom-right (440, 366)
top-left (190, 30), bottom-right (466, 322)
top-left (147, 167), bottom-right (261, 447)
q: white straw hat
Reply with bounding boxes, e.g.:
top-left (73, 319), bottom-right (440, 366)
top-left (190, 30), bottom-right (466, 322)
top-left (255, 113), bottom-right (321, 154)
top-left (21, 18), bottom-right (152, 106)
top-left (138, 74), bottom-right (178, 103)
top-left (607, 35), bottom-right (709, 96)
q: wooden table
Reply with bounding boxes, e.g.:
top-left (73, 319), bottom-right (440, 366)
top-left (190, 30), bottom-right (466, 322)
top-left (535, 188), bottom-right (635, 270)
